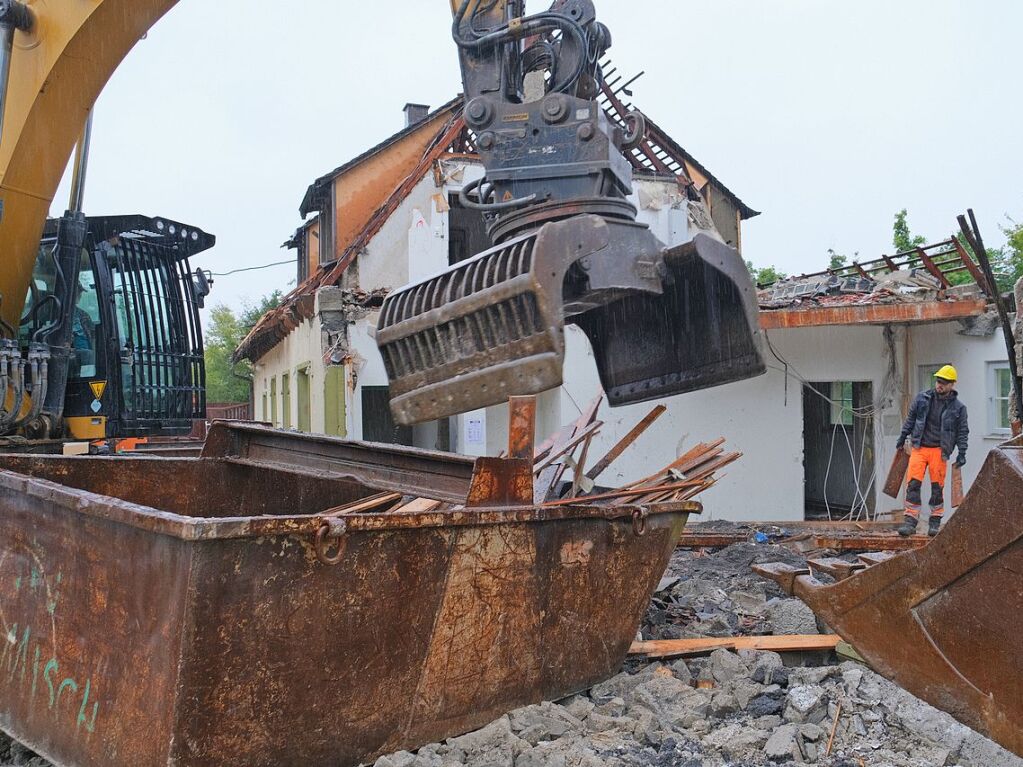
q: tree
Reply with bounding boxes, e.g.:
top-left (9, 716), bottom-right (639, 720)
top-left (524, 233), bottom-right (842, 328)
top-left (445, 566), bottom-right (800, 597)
top-left (998, 217), bottom-right (1023, 290)
top-left (745, 260), bottom-right (787, 287)
top-left (892, 209), bottom-right (926, 254)
top-left (827, 249), bottom-right (848, 271)
top-left (955, 221), bottom-right (1023, 294)
top-left (203, 290), bottom-right (283, 403)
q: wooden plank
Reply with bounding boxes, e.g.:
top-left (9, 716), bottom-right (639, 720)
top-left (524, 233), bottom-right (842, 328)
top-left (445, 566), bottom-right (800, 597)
top-left (676, 532), bottom-right (750, 548)
top-left (883, 450), bottom-right (910, 498)
top-left (394, 497), bottom-right (443, 514)
top-left (541, 479), bottom-right (701, 507)
top-left (629, 634), bottom-right (842, 659)
top-left (323, 492), bottom-right (403, 516)
top-left (533, 395), bottom-right (602, 503)
top-left (813, 534), bottom-right (927, 551)
top-left (951, 463), bottom-right (965, 508)
top-left (585, 405), bottom-right (667, 482)
top-left (533, 421), bottom-right (603, 473)
top-left (626, 439), bottom-right (726, 489)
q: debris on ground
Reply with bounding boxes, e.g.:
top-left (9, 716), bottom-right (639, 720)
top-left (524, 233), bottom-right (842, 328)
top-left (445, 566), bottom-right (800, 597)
top-left (357, 540), bottom-right (1023, 767)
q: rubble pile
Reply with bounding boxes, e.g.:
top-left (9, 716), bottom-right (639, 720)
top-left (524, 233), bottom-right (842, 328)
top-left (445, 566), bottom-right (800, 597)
top-left (363, 541), bottom-right (1022, 767)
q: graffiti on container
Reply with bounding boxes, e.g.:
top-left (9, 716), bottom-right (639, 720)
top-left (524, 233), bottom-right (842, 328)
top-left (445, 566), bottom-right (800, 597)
top-left (0, 545), bottom-right (100, 735)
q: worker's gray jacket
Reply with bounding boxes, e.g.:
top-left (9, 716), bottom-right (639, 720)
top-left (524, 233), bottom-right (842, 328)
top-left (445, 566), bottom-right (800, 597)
top-left (897, 390), bottom-right (969, 460)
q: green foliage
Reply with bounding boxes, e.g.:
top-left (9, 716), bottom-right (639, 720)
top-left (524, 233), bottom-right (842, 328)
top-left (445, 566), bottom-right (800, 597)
top-left (826, 248), bottom-right (862, 274)
top-left (955, 225), bottom-right (1023, 294)
top-left (999, 217), bottom-right (1023, 290)
top-left (826, 249), bottom-right (848, 271)
top-left (745, 260), bottom-right (787, 287)
top-left (203, 290), bottom-right (283, 404)
top-left (892, 209), bottom-right (926, 254)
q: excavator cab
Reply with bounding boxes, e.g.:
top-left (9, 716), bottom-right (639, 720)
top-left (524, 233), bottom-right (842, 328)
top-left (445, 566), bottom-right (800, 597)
top-left (378, 0), bottom-right (764, 424)
top-left (7, 214), bottom-right (213, 441)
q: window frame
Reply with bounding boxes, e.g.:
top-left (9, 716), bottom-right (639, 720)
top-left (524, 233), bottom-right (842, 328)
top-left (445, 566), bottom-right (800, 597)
top-left (988, 361), bottom-right (1013, 436)
top-left (829, 381), bottom-right (854, 427)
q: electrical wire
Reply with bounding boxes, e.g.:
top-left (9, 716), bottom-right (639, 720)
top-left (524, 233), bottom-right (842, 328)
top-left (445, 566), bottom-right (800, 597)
top-left (764, 328), bottom-right (900, 521)
top-left (210, 260), bottom-right (293, 277)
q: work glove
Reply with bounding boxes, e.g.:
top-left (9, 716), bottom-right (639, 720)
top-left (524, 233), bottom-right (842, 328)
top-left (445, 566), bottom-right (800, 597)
top-left (942, 453), bottom-right (950, 463)
top-left (902, 443), bottom-right (913, 456)
top-left (956, 455), bottom-right (967, 468)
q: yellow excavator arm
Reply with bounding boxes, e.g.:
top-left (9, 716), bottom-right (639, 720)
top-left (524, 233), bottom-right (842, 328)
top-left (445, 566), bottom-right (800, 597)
top-left (0, 0), bottom-right (178, 328)
top-left (0, 0), bottom-right (466, 329)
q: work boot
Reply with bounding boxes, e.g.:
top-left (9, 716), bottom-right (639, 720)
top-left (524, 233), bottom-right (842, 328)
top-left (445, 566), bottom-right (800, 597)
top-left (898, 515), bottom-right (919, 537)
top-left (928, 516), bottom-right (942, 537)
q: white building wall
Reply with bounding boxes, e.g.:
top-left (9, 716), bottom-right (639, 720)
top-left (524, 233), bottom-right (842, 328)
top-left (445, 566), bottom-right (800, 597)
top-left (251, 314), bottom-right (326, 432)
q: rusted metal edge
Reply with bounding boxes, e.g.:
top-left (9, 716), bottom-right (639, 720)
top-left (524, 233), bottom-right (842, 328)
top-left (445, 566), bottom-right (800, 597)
top-left (204, 421), bottom-right (477, 503)
top-left (0, 469), bottom-right (699, 543)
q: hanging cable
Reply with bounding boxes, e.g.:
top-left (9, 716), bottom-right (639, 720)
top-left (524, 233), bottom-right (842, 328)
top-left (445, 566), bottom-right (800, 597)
top-left (209, 260), bottom-right (293, 277)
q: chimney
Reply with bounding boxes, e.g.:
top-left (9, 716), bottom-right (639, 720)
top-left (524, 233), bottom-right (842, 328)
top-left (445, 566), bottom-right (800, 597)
top-left (403, 103), bottom-right (430, 128)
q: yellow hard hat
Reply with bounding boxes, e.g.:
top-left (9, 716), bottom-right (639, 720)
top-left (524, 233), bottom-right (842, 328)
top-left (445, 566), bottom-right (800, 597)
top-left (934, 365), bottom-right (958, 383)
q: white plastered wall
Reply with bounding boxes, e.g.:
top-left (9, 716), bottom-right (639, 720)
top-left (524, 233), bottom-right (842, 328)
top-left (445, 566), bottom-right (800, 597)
top-left (250, 313), bottom-right (326, 433)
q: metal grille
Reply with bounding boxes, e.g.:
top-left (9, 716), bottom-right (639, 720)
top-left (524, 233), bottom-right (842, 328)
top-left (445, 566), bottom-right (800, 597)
top-left (378, 234), bottom-right (542, 383)
top-left (108, 238), bottom-right (205, 427)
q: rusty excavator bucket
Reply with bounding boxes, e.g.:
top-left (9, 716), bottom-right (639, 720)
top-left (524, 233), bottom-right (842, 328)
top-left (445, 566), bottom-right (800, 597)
top-left (753, 436), bottom-right (1023, 758)
top-left (378, 216), bottom-right (764, 425)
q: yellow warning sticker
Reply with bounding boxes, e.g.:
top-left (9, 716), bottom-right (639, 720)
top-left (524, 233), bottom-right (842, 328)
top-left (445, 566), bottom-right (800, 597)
top-left (89, 381), bottom-right (107, 400)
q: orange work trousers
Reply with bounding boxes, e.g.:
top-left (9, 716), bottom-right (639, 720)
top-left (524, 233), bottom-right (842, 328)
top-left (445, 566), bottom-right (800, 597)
top-left (905, 446), bottom-right (947, 518)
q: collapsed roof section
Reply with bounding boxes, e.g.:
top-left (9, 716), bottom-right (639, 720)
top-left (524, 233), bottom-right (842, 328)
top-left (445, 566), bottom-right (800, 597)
top-left (235, 90), bottom-right (757, 363)
top-left (757, 234), bottom-right (996, 329)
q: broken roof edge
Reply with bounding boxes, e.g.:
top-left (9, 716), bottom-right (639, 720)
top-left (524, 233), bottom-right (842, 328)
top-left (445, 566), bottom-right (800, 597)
top-left (759, 297), bottom-right (991, 330)
top-left (640, 111), bottom-right (760, 221)
top-left (299, 96), bottom-right (464, 218)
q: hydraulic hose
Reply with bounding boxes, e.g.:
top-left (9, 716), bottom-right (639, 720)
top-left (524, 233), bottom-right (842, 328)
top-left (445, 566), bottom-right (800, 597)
top-left (452, 0), bottom-right (588, 93)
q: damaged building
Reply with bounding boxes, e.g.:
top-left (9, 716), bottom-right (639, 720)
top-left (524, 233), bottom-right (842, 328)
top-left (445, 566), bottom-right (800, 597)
top-left (235, 94), bottom-right (1015, 522)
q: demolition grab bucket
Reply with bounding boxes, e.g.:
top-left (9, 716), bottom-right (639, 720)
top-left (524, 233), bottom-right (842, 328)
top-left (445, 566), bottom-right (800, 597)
top-left (0, 422), bottom-right (695, 767)
top-left (377, 214), bottom-right (765, 426)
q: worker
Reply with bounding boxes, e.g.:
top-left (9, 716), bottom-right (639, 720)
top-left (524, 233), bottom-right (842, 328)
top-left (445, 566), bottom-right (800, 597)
top-left (895, 365), bottom-right (969, 537)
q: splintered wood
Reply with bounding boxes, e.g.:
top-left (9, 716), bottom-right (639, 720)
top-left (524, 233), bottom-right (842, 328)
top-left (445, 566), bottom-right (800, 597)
top-left (534, 396), bottom-right (740, 507)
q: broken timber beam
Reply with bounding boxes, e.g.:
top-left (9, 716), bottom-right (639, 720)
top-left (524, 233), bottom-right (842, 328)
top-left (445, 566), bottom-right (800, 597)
top-left (629, 634), bottom-right (842, 659)
top-left (676, 532), bottom-right (751, 548)
top-left (812, 534), bottom-right (927, 551)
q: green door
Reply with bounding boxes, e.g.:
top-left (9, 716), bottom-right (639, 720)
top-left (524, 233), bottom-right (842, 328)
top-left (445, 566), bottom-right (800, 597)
top-left (297, 366), bottom-right (311, 433)
top-left (281, 372), bottom-right (292, 429)
top-left (324, 365), bottom-right (346, 437)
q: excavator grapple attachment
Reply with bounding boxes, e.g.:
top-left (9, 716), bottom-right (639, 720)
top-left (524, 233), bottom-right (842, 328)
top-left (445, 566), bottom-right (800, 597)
top-left (575, 234), bottom-right (765, 406)
top-left (378, 215), bottom-right (615, 426)
top-left (754, 436), bottom-right (1023, 758)
top-left (378, 216), bottom-right (765, 424)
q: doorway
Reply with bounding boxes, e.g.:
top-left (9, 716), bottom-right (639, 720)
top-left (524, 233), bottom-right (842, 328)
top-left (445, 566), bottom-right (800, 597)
top-left (802, 381), bottom-right (876, 520)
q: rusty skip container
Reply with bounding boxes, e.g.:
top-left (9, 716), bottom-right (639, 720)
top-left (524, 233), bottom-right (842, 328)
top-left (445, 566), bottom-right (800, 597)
top-left (0, 421), bottom-right (696, 767)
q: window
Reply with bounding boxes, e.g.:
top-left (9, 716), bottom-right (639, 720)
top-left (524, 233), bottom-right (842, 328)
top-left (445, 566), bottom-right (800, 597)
top-left (829, 381), bottom-right (854, 426)
top-left (989, 362), bottom-right (1013, 435)
top-left (71, 260), bottom-right (101, 378)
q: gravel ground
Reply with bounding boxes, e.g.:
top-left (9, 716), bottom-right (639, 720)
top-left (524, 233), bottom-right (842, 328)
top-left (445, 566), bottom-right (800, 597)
top-left (2, 536), bottom-right (1019, 767)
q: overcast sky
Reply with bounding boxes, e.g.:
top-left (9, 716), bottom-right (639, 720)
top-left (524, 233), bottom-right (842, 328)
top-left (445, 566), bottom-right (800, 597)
top-left (51, 0), bottom-right (1023, 320)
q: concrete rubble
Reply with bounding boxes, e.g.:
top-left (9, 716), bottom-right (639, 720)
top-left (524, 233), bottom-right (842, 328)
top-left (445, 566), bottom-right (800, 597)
top-left (360, 540), bottom-right (1022, 767)
top-left (2, 539), bottom-right (1020, 767)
